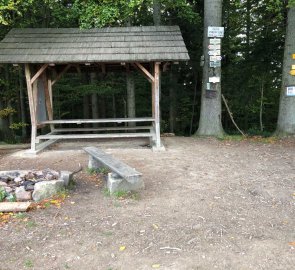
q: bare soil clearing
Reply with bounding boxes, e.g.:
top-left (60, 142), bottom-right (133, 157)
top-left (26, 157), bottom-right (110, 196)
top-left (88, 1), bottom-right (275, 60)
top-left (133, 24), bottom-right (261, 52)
top-left (0, 137), bottom-right (294, 270)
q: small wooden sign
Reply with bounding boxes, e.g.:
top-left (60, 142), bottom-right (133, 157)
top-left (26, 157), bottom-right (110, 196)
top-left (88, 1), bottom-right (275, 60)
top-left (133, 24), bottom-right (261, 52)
top-left (210, 56), bottom-right (222, 62)
top-left (286, 86), bottom-right (295, 96)
top-left (208, 44), bottom-right (221, 50)
top-left (208, 50), bottom-right (221, 56)
top-left (289, 70), bottom-right (295, 76)
top-left (208, 27), bottom-right (224, 38)
top-left (210, 61), bottom-right (221, 68)
top-left (209, 38), bottom-right (221, 45)
top-left (209, 76), bottom-right (220, 83)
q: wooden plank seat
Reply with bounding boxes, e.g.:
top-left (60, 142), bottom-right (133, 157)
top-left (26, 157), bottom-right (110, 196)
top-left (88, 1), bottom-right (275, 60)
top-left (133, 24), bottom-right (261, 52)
top-left (39, 117), bottom-right (155, 125)
top-left (37, 132), bottom-right (152, 140)
top-left (52, 126), bottom-right (152, 133)
top-left (84, 146), bottom-right (142, 184)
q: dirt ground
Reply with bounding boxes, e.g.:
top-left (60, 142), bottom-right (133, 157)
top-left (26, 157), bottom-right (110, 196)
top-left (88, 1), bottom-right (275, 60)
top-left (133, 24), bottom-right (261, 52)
top-left (0, 137), bottom-right (294, 270)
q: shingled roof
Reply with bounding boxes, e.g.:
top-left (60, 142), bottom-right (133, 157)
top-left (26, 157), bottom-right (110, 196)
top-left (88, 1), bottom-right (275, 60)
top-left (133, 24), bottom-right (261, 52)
top-left (0, 26), bottom-right (189, 64)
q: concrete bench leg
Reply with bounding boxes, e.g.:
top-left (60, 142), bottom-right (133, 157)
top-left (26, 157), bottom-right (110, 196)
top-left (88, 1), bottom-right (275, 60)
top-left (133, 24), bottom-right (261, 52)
top-left (107, 173), bottom-right (144, 194)
top-left (88, 156), bottom-right (104, 169)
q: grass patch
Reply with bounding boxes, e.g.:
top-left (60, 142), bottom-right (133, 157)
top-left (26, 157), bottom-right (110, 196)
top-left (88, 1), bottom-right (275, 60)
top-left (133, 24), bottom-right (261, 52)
top-left (86, 167), bottom-right (109, 175)
top-left (102, 187), bottom-right (111, 197)
top-left (14, 213), bottom-right (27, 219)
top-left (26, 220), bottom-right (37, 228)
top-left (112, 190), bottom-right (140, 200)
top-left (24, 259), bottom-right (33, 268)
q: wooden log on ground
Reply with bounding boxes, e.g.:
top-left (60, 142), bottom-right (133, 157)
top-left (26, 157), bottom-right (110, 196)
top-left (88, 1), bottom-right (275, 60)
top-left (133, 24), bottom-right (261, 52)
top-left (0, 202), bottom-right (31, 212)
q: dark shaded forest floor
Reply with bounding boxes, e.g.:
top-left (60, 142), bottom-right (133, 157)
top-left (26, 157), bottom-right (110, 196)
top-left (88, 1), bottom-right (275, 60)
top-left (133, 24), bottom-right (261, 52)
top-left (0, 137), bottom-right (294, 270)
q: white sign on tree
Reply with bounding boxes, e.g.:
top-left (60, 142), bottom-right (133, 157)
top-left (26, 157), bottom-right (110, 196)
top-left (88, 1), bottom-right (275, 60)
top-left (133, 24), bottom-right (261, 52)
top-left (208, 26), bottom-right (224, 38)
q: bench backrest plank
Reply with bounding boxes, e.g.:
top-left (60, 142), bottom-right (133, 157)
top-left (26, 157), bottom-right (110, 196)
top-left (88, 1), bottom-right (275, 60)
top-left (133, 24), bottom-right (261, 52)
top-left (84, 147), bottom-right (142, 182)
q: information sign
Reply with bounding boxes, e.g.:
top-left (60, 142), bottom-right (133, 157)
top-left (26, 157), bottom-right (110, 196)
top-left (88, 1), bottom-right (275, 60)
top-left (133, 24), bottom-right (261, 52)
top-left (210, 56), bottom-right (222, 62)
top-left (208, 44), bottom-right (221, 50)
top-left (286, 86), bottom-right (295, 96)
top-left (208, 50), bottom-right (221, 56)
top-left (210, 61), bottom-right (221, 68)
top-left (208, 27), bottom-right (224, 38)
top-left (209, 38), bottom-right (221, 45)
top-left (209, 77), bottom-right (220, 83)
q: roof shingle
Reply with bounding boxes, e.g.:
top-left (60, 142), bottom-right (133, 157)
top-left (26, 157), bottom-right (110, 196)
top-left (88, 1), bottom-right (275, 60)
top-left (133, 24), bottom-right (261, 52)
top-left (0, 26), bottom-right (190, 63)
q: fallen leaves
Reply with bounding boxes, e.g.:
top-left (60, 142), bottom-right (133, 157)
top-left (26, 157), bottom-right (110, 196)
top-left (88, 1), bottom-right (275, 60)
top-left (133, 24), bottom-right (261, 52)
top-left (288, 242), bottom-right (295, 246)
top-left (119, 246), bottom-right (126, 251)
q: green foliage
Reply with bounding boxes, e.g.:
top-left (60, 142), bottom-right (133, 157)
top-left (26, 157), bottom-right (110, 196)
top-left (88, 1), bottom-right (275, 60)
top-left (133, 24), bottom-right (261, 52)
top-left (0, 187), bottom-right (6, 202)
top-left (9, 122), bottom-right (28, 130)
top-left (0, 107), bottom-right (15, 118)
top-left (24, 259), bottom-right (33, 268)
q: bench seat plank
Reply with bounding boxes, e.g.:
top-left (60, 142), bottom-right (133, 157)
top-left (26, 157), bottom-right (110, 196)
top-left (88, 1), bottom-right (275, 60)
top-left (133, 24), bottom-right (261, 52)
top-left (37, 132), bottom-right (152, 140)
top-left (53, 126), bottom-right (152, 132)
top-left (84, 147), bottom-right (142, 182)
top-left (40, 117), bottom-right (155, 125)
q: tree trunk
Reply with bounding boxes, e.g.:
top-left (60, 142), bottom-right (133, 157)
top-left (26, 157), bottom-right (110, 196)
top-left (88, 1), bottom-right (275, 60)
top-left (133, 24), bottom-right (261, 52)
top-left (90, 73), bottom-right (99, 127)
top-left (169, 69), bottom-right (177, 133)
top-left (276, 6), bottom-right (295, 135)
top-left (19, 67), bottom-right (27, 137)
top-left (126, 18), bottom-right (136, 127)
top-left (196, 0), bottom-right (224, 137)
top-left (126, 69), bottom-right (136, 127)
top-left (153, 0), bottom-right (161, 26)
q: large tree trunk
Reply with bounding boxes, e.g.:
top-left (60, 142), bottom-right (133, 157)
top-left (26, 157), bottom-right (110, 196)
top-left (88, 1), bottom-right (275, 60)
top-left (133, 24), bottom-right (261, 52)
top-left (153, 0), bottom-right (161, 26)
top-left (276, 6), bottom-right (295, 135)
top-left (196, 0), bottom-right (224, 137)
top-left (126, 69), bottom-right (136, 127)
top-left (169, 68), bottom-right (177, 133)
top-left (126, 18), bottom-right (136, 127)
top-left (19, 67), bottom-right (27, 137)
top-left (90, 73), bottom-right (99, 127)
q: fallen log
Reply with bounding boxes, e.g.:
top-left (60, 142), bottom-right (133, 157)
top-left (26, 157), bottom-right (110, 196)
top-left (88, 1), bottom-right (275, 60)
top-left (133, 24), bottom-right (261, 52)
top-left (0, 202), bottom-right (31, 212)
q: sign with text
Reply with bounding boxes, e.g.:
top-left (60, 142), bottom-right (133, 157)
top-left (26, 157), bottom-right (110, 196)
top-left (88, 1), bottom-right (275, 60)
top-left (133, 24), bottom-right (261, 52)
top-left (208, 50), bottom-right (221, 56)
top-left (290, 70), bottom-right (295, 76)
top-left (292, 65), bottom-right (295, 70)
top-left (208, 27), bottom-right (224, 38)
top-left (210, 61), bottom-right (221, 68)
top-left (210, 56), bottom-right (222, 62)
top-left (293, 54), bottom-right (295, 59)
top-left (209, 38), bottom-right (221, 45)
top-left (209, 76), bottom-right (220, 83)
top-left (208, 44), bottom-right (221, 50)
top-left (286, 86), bottom-right (295, 96)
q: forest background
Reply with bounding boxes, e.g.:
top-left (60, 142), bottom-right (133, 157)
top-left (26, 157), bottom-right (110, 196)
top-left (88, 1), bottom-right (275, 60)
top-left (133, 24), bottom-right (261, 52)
top-left (0, 0), bottom-right (291, 143)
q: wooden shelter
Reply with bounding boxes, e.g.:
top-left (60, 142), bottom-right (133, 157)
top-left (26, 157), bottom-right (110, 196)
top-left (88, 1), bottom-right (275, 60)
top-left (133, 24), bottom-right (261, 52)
top-left (0, 26), bottom-right (189, 154)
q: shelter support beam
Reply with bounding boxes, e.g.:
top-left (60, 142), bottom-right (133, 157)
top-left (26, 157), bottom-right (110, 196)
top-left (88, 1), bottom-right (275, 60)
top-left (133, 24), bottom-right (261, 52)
top-left (24, 64), bottom-right (37, 152)
top-left (30, 64), bottom-right (49, 85)
top-left (134, 63), bottom-right (154, 83)
top-left (52, 64), bottom-right (71, 86)
top-left (153, 62), bottom-right (161, 149)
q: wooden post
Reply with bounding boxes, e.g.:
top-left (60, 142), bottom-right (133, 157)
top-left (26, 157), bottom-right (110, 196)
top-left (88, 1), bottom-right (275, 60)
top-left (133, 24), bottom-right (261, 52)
top-left (154, 62), bottom-right (161, 148)
top-left (43, 72), bottom-right (54, 131)
top-left (24, 64), bottom-right (37, 152)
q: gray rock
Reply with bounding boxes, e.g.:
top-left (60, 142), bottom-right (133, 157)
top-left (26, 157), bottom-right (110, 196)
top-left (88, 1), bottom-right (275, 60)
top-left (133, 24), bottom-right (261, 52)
top-left (4, 186), bottom-right (13, 193)
top-left (0, 181), bottom-right (7, 187)
top-left (107, 173), bottom-right (144, 194)
top-left (32, 180), bottom-right (65, 202)
top-left (14, 177), bottom-right (23, 183)
top-left (15, 186), bottom-right (32, 201)
top-left (59, 171), bottom-right (73, 186)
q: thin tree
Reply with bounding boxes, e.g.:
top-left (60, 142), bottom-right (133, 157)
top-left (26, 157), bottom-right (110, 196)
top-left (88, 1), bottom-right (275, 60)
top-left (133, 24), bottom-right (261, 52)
top-left (196, 0), bottom-right (224, 136)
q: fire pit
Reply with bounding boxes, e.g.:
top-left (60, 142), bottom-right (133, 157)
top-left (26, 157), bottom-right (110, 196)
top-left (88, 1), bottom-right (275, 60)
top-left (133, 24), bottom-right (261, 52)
top-left (0, 169), bottom-right (73, 202)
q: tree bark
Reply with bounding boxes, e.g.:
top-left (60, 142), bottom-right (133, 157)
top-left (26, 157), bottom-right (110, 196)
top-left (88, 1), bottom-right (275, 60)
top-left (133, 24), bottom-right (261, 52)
top-left (19, 67), bottom-right (27, 137)
top-left (169, 69), bottom-right (177, 133)
top-left (276, 6), bottom-right (295, 135)
top-left (126, 69), bottom-right (136, 127)
top-left (153, 0), bottom-right (161, 26)
top-left (90, 73), bottom-right (99, 127)
top-left (196, 0), bottom-right (224, 137)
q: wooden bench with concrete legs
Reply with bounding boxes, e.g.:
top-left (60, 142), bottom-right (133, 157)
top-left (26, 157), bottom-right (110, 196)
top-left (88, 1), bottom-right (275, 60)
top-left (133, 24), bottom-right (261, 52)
top-left (83, 147), bottom-right (144, 193)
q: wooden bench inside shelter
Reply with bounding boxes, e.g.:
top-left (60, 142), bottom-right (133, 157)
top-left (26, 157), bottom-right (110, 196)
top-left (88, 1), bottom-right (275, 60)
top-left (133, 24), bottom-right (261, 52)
top-left (84, 147), bottom-right (143, 187)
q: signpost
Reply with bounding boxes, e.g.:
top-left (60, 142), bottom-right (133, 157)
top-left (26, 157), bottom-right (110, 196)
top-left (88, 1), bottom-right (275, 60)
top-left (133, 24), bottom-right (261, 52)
top-left (206, 26), bottom-right (224, 99)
